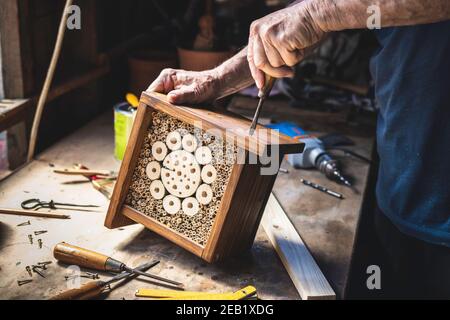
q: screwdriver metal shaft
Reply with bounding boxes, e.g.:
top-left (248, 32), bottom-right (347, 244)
top-left (249, 74), bottom-right (275, 135)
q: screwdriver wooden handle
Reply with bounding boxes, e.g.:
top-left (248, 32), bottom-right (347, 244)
top-left (258, 74), bottom-right (276, 98)
top-left (50, 280), bottom-right (106, 300)
top-left (53, 242), bottom-right (123, 272)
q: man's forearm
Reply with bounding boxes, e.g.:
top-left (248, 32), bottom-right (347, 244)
top-left (214, 48), bottom-right (254, 99)
top-left (307, 0), bottom-right (450, 32)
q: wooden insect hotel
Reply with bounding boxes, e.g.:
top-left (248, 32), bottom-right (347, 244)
top-left (105, 92), bottom-right (303, 262)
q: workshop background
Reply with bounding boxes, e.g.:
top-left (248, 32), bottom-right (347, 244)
top-left (0, 0), bottom-right (383, 300)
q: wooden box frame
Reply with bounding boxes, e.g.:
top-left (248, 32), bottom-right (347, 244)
top-left (105, 92), bottom-right (304, 262)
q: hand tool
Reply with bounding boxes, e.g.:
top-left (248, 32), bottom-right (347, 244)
top-left (54, 164), bottom-right (117, 199)
top-left (300, 178), bottom-right (344, 199)
top-left (53, 242), bottom-right (184, 289)
top-left (53, 168), bottom-right (115, 177)
top-left (50, 260), bottom-right (159, 300)
top-left (249, 74), bottom-right (276, 135)
top-left (21, 198), bottom-right (99, 212)
top-left (135, 285), bottom-right (257, 300)
top-left (0, 207), bottom-right (70, 219)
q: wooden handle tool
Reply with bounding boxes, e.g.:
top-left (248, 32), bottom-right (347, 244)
top-left (249, 74), bottom-right (275, 135)
top-left (53, 242), bottom-right (184, 289)
top-left (54, 242), bottom-right (125, 272)
top-left (0, 208), bottom-right (70, 219)
top-left (50, 260), bottom-right (159, 300)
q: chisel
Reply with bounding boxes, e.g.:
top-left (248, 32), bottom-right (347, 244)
top-left (53, 242), bottom-right (184, 289)
top-left (50, 260), bottom-right (159, 300)
top-left (249, 74), bottom-right (276, 136)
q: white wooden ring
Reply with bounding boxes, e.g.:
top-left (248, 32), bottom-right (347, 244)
top-left (166, 131), bottom-right (182, 151)
top-left (196, 184), bottom-right (213, 205)
top-left (201, 164), bottom-right (217, 184)
top-left (146, 161), bottom-right (161, 180)
top-left (163, 195), bottom-right (181, 215)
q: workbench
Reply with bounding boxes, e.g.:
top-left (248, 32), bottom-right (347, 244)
top-left (0, 96), bottom-right (375, 300)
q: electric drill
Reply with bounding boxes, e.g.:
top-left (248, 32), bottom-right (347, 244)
top-left (287, 136), bottom-right (352, 187)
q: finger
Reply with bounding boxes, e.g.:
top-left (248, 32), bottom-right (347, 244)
top-left (146, 73), bottom-right (166, 93)
top-left (278, 47), bottom-right (304, 67)
top-left (260, 36), bottom-right (285, 68)
top-left (247, 38), bottom-right (265, 89)
top-left (253, 36), bottom-right (293, 78)
top-left (167, 86), bottom-right (198, 104)
top-left (147, 69), bottom-right (175, 93)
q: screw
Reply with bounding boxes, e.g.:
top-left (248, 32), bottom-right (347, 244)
top-left (25, 266), bottom-right (32, 277)
top-left (81, 272), bottom-right (99, 280)
top-left (17, 220), bottom-right (30, 227)
top-left (32, 266), bottom-right (45, 278)
top-left (28, 234), bottom-right (33, 244)
top-left (34, 230), bottom-right (47, 236)
top-left (17, 279), bottom-right (33, 286)
top-left (38, 261), bottom-right (52, 269)
top-left (37, 239), bottom-right (43, 249)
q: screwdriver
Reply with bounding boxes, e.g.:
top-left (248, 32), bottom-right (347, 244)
top-left (249, 74), bottom-right (276, 136)
top-left (50, 260), bottom-right (159, 300)
top-left (53, 242), bottom-right (184, 289)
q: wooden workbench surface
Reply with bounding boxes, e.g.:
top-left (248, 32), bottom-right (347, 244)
top-left (0, 97), bottom-right (374, 300)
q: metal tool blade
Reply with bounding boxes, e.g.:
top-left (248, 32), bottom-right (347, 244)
top-left (104, 260), bottom-right (160, 286)
top-left (249, 96), bottom-right (266, 136)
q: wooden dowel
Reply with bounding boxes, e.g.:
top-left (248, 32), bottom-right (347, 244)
top-left (53, 169), bottom-right (112, 176)
top-left (0, 208), bottom-right (71, 219)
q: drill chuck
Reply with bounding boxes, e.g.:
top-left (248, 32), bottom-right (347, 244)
top-left (316, 154), bottom-right (352, 187)
top-left (287, 136), bottom-right (352, 187)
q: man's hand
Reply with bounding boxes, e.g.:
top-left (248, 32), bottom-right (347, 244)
top-left (147, 49), bottom-right (254, 104)
top-left (147, 69), bottom-right (223, 104)
top-left (247, 2), bottom-right (326, 89)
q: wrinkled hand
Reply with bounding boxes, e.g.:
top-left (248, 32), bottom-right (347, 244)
top-left (147, 68), bottom-right (222, 104)
top-left (247, 2), bottom-right (326, 89)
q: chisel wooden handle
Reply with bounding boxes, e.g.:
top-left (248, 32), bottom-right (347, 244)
top-left (258, 74), bottom-right (276, 98)
top-left (53, 242), bottom-right (123, 272)
top-left (50, 280), bottom-right (106, 300)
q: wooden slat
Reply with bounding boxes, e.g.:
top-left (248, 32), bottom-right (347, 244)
top-left (122, 205), bottom-right (204, 258)
top-left (141, 92), bottom-right (303, 156)
top-left (104, 102), bottom-right (152, 228)
top-left (262, 193), bottom-right (336, 300)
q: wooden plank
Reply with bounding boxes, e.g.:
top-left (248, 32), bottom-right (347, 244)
top-left (141, 92), bottom-right (304, 156)
top-left (0, 0), bottom-right (26, 98)
top-left (262, 193), bottom-right (336, 300)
